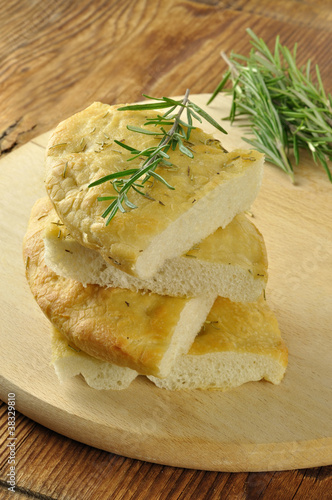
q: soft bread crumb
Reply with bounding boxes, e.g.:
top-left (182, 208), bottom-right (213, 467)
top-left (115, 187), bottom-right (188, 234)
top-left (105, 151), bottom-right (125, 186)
top-left (51, 327), bottom-right (138, 390)
top-left (135, 152), bottom-right (264, 279)
top-left (44, 209), bottom-right (267, 302)
top-left (148, 352), bottom-right (286, 391)
top-left (51, 297), bottom-right (288, 391)
top-left (45, 101), bottom-right (264, 279)
top-left (158, 294), bottom-right (215, 377)
top-left (148, 296), bottom-right (288, 390)
top-left (24, 197), bottom-right (216, 377)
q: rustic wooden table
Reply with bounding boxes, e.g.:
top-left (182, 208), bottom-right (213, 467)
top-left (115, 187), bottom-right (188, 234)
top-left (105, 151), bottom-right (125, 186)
top-left (1, 1), bottom-right (331, 498)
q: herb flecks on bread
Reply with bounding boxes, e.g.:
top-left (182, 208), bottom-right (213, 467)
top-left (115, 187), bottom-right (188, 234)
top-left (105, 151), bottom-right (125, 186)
top-left (148, 296), bottom-right (288, 391)
top-left (44, 205), bottom-right (268, 302)
top-left (45, 101), bottom-right (264, 279)
top-left (23, 198), bottom-right (215, 377)
top-left (51, 297), bottom-right (288, 392)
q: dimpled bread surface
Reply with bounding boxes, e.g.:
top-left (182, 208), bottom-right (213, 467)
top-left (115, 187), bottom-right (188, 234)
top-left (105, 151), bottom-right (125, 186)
top-left (148, 296), bottom-right (288, 390)
top-left (44, 101), bottom-right (264, 278)
top-left (51, 297), bottom-right (288, 391)
top-left (44, 205), bottom-right (268, 301)
top-left (23, 198), bottom-right (214, 377)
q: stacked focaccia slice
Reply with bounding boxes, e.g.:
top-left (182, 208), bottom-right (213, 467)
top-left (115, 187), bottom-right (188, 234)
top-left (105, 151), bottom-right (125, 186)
top-left (23, 100), bottom-right (288, 391)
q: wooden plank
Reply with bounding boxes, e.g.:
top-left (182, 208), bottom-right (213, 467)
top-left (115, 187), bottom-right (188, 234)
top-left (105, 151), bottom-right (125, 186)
top-left (1, 0), bottom-right (332, 497)
top-left (0, 0), bottom-right (331, 155)
top-left (0, 419), bottom-right (331, 500)
top-left (0, 94), bottom-right (331, 475)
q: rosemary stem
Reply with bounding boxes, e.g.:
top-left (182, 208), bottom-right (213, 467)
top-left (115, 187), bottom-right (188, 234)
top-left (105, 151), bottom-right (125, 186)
top-left (221, 51), bottom-right (239, 79)
top-left (140, 89), bottom-right (190, 174)
top-left (89, 89), bottom-right (228, 224)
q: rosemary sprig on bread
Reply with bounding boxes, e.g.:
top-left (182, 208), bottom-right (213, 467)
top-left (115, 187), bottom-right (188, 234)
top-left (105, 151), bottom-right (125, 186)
top-left (88, 89), bottom-right (228, 225)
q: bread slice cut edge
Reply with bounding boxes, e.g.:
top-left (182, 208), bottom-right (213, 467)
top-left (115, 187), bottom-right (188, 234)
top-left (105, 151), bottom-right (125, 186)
top-left (44, 213), bottom-right (267, 302)
top-left (148, 350), bottom-right (287, 391)
top-left (51, 296), bottom-right (288, 391)
top-left (23, 197), bottom-right (216, 378)
top-left (135, 155), bottom-right (263, 279)
top-left (51, 328), bottom-right (138, 391)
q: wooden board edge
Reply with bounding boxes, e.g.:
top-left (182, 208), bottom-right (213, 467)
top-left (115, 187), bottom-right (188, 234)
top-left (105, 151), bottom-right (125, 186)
top-left (1, 378), bottom-right (331, 473)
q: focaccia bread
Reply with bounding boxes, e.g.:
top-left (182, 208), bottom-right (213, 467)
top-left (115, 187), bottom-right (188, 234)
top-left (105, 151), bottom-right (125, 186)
top-left (45, 207), bottom-right (267, 302)
top-left (148, 296), bottom-right (288, 390)
top-left (23, 198), bottom-right (215, 377)
top-left (51, 297), bottom-right (288, 391)
top-left (51, 327), bottom-right (138, 390)
top-left (45, 101), bottom-right (264, 279)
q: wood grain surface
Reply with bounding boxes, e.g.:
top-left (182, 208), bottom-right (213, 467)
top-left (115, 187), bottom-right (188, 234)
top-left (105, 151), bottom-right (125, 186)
top-left (1, 93), bottom-right (331, 474)
top-left (1, 0), bottom-right (332, 498)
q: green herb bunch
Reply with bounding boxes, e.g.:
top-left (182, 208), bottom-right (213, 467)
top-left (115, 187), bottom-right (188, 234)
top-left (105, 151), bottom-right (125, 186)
top-left (89, 89), bottom-right (227, 225)
top-left (208, 29), bottom-right (332, 182)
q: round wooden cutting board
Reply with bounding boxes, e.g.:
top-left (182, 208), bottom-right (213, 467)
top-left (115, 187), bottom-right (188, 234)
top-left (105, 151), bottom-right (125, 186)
top-left (0, 94), bottom-right (331, 472)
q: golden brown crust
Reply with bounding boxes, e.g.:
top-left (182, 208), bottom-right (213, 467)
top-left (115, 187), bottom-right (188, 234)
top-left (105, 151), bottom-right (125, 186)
top-left (183, 212), bottom-right (268, 279)
top-left (23, 198), bottom-right (192, 376)
top-left (192, 296), bottom-right (288, 368)
top-left (44, 101), bottom-right (263, 276)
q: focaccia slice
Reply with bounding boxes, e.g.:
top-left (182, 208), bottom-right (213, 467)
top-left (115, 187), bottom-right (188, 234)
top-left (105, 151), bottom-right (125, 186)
top-left (51, 327), bottom-right (138, 390)
top-left (148, 296), bottom-right (288, 390)
top-left (51, 297), bottom-right (287, 391)
top-left (45, 101), bottom-right (264, 279)
top-left (23, 198), bottom-right (215, 377)
top-left (45, 209), bottom-right (267, 302)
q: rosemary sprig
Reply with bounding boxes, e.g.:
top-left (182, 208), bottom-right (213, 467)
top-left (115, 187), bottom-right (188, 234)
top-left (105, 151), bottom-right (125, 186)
top-left (208, 29), bottom-right (332, 182)
top-left (89, 89), bottom-right (227, 225)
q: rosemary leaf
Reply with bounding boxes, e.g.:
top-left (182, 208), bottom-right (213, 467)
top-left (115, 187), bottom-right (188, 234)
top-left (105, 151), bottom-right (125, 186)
top-left (98, 196), bottom-right (117, 201)
top-left (208, 29), bottom-right (332, 182)
top-left (188, 101), bottom-right (228, 134)
top-left (89, 89), bottom-right (227, 224)
top-left (113, 140), bottom-right (139, 153)
top-left (89, 168), bottom-right (139, 187)
top-left (118, 101), bottom-right (177, 111)
top-left (149, 171), bottom-right (175, 189)
top-left (126, 125), bottom-right (164, 136)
